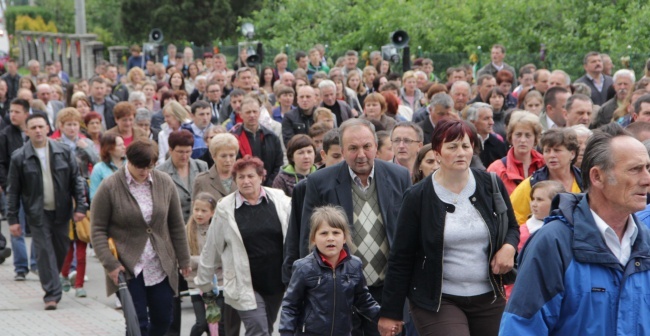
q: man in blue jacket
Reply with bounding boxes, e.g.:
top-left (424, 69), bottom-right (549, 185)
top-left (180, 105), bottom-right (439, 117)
top-left (501, 123), bottom-right (650, 335)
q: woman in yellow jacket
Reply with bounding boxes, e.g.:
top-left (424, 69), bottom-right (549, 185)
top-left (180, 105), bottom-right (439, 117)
top-left (510, 128), bottom-right (584, 224)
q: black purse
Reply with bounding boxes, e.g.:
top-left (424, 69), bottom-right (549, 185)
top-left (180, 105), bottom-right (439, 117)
top-left (489, 172), bottom-right (517, 286)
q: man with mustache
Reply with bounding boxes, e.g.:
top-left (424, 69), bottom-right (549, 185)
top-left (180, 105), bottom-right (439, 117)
top-left (574, 52), bottom-right (613, 106)
top-left (592, 69), bottom-right (635, 128)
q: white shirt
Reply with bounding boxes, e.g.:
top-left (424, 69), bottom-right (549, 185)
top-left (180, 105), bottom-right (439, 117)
top-left (546, 115), bottom-right (557, 129)
top-left (349, 165), bottom-right (375, 192)
top-left (590, 210), bottom-right (638, 266)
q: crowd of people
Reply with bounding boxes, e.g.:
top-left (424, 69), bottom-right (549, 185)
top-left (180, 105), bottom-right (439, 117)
top-left (1, 41), bottom-right (650, 336)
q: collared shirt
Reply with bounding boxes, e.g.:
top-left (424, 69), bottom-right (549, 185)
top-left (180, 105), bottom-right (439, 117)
top-left (478, 133), bottom-right (490, 148)
top-left (546, 115), bottom-right (557, 129)
top-left (191, 123), bottom-right (208, 138)
top-left (91, 97), bottom-right (107, 129)
top-left (492, 62), bottom-right (504, 71)
top-left (590, 210), bottom-right (638, 266)
top-left (349, 165), bottom-right (375, 192)
top-left (235, 187), bottom-right (268, 209)
top-left (586, 74), bottom-right (604, 93)
top-left (126, 167), bottom-right (166, 286)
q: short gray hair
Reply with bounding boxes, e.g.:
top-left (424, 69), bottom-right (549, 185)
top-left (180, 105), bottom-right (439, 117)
top-left (390, 121), bottom-right (424, 142)
top-left (613, 69), bottom-right (636, 83)
top-left (128, 91), bottom-right (146, 103)
top-left (450, 81), bottom-right (471, 95)
top-left (466, 102), bottom-right (493, 122)
top-left (429, 93), bottom-right (453, 109)
top-left (551, 70), bottom-right (571, 85)
top-left (339, 118), bottom-right (377, 147)
top-left (370, 51), bottom-right (381, 59)
top-left (135, 108), bottom-right (152, 122)
top-left (570, 124), bottom-right (593, 138)
top-left (581, 123), bottom-right (632, 192)
top-left (318, 79), bottom-right (336, 91)
top-left (572, 82), bottom-right (592, 97)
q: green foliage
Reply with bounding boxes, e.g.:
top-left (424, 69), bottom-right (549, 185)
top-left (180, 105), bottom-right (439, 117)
top-left (5, 6), bottom-right (54, 35)
top-left (249, 0), bottom-right (650, 79)
top-left (36, 0), bottom-right (75, 33)
top-left (120, 0), bottom-right (243, 46)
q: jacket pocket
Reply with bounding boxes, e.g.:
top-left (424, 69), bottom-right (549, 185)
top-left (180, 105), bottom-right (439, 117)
top-left (293, 123), bottom-right (306, 132)
top-left (223, 269), bottom-right (239, 300)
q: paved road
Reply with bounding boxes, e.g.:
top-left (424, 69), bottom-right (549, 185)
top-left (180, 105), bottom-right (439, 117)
top-left (0, 220), bottom-right (202, 335)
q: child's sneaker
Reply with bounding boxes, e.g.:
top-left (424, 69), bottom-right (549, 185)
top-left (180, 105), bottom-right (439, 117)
top-left (61, 276), bottom-right (71, 292)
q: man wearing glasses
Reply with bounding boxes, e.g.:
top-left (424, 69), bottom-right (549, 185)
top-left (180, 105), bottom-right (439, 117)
top-left (390, 122), bottom-right (424, 172)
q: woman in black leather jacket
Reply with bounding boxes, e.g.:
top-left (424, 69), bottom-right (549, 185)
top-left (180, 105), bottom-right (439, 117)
top-left (280, 205), bottom-right (381, 336)
top-left (378, 119), bottom-right (519, 336)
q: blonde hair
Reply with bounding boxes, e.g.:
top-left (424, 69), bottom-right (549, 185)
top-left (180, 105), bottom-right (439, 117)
top-left (163, 101), bottom-right (191, 124)
top-left (308, 205), bottom-right (352, 250)
top-left (56, 107), bottom-right (83, 127)
top-left (402, 70), bottom-right (416, 82)
top-left (313, 107), bottom-right (335, 123)
top-left (127, 67), bottom-right (145, 84)
top-left (507, 110), bottom-right (543, 145)
top-left (209, 133), bottom-right (239, 157)
top-left (186, 192), bottom-right (218, 256)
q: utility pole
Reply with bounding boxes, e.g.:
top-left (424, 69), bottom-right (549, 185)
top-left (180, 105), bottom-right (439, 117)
top-left (74, 0), bottom-right (86, 34)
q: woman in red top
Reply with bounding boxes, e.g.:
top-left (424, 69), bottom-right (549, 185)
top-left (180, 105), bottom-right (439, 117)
top-left (487, 111), bottom-right (545, 194)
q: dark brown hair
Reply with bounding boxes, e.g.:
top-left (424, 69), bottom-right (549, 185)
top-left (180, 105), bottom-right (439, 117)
top-left (126, 139), bottom-right (159, 168)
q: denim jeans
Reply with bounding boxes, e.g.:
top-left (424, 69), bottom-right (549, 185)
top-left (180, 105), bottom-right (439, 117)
top-left (11, 202), bottom-right (37, 274)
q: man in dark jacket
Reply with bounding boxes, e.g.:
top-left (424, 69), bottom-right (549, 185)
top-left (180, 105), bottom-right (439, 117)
top-left (282, 86), bottom-right (317, 146)
top-left (574, 51), bottom-right (614, 106)
top-left (467, 102), bottom-right (508, 167)
top-left (230, 97), bottom-right (283, 187)
top-left (1, 59), bottom-right (20, 103)
top-left (417, 93), bottom-right (456, 145)
top-left (293, 119), bottom-right (411, 336)
top-left (0, 99), bottom-right (42, 279)
top-left (319, 79), bottom-right (354, 126)
top-left (7, 113), bottom-right (87, 310)
top-left (89, 77), bottom-right (117, 130)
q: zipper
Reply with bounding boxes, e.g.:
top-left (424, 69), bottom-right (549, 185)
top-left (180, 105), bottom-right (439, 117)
top-left (422, 255), bottom-right (427, 269)
top-left (436, 213), bottom-right (447, 312)
top-left (330, 268), bottom-right (337, 336)
top-left (476, 207), bottom-right (497, 302)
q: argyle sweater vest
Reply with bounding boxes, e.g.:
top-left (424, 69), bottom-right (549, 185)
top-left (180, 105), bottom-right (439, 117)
top-left (351, 180), bottom-right (389, 287)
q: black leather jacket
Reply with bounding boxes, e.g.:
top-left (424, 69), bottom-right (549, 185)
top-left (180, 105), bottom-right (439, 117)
top-left (0, 124), bottom-right (26, 189)
top-left (6, 140), bottom-right (87, 226)
top-left (280, 247), bottom-right (380, 336)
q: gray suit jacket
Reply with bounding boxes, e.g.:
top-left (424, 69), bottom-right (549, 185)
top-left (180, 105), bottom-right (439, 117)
top-left (50, 100), bottom-right (65, 124)
top-left (477, 62), bottom-right (518, 88)
top-left (192, 166), bottom-right (237, 202)
top-left (157, 158), bottom-right (208, 223)
top-left (298, 160), bottom-right (411, 258)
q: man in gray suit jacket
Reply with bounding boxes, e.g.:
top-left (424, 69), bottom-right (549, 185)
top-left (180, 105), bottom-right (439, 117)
top-left (285, 118), bottom-right (411, 336)
top-left (574, 51), bottom-right (614, 106)
top-left (477, 44), bottom-right (518, 88)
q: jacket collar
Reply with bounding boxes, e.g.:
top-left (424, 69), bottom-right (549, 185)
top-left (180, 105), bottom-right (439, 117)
top-left (504, 148), bottom-right (545, 182)
top-left (311, 244), bottom-right (352, 269)
top-left (24, 139), bottom-right (63, 158)
top-left (208, 166), bottom-right (230, 197)
top-left (530, 165), bottom-right (583, 192)
top-left (550, 193), bottom-right (650, 271)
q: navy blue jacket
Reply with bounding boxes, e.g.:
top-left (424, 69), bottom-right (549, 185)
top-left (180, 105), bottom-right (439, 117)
top-left (280, 247), bottom-right (380, 336)
top-left (501, 193), bottom-right (650, 335)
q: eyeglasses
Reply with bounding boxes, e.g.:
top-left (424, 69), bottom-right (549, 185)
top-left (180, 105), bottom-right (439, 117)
top-left (392, 138), bottom-right (420, 145)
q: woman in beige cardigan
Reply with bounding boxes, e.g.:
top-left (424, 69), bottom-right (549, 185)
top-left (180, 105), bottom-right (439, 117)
top-left (192, 132), bottom-right (240, 202)
top-left (195, 155), bottom-right (291, 336)
top-left (91, 139), bottom-right (191, 336)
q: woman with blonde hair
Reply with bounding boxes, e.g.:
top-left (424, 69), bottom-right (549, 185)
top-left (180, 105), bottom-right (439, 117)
top-left (346, 70), bottom-right (368, 106)
top-left (158, 101), bottom-right (192, 165)
top-left (400, 70), bottom-right (425, 111)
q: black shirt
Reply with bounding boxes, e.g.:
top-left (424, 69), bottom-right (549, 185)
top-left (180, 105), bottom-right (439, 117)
top-left (234, 198), bottom-right (284, 295)
top-left (324, 102), bottom-right (343, 126)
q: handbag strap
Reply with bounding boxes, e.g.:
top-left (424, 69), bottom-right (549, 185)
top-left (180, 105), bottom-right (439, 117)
top-left (490, 172), bottom-right (508, 247)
